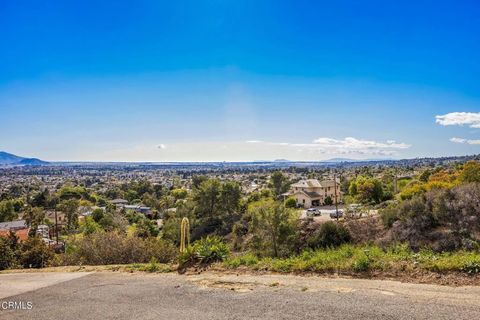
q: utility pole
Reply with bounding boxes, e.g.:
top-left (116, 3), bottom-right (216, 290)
top-left (334, 172), bottom-right (339, 222)
top-left (393, 167), bottom-right (398, 194)
top-left (54, 209), bottom-right (59, 244)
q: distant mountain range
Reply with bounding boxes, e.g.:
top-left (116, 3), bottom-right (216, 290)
top-left (322, 157), bottom-right (395, 163)
top-left (0, 151), bottom-right (49, 166)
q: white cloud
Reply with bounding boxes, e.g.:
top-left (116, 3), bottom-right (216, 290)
top-left (245, 140), bottom-right (262, 143)
top-left (248, 137), bottom-right (410, 156)
top-left (157, 144), bottom-right (167, 149)
top-left (435, 112), bottom-right (480, 128)
top-left (450, 137), bottom-right (467, 144)
top-left (311, 137), bottom-right (410, 150)
top-left (450, 137), bottom-right (480, 145)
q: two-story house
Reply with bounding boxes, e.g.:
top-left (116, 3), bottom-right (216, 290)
top-left (289, 179), bottom-right (342, 208)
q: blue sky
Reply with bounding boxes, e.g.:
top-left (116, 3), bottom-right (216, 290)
top-left (1, 0), bottom-right (479, 161)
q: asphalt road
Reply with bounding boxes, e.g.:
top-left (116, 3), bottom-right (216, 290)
top-left (1, 272), bottom-right (480, 320)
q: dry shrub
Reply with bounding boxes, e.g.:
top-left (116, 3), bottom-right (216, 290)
top-left (344, 216), bottom-right (386, 244)
top-left (61, 231), bottom-right (177, 265)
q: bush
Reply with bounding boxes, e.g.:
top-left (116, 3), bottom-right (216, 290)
top-left (308, 222), bottom-right (351, 249)
top-left (284, 197), bottom-right (297, 208)
top-left (91, 208), bottom-right (105, 222)
top-left (79, 216), bottom-right (102, 235)
top-left (380, 207), bottom-right (398, 228)
top-left (60, 231), bottom-right (177, 265)
top-left (324, 196), bottom-right (333, 206)
top-left (224, 253), bottom-right (259, 268)
top-left (352, 255), bottom-right (371, 272)
top-left (19, 237), bottom-right (54, 268)
top-left (462, 261), bottom-right (480, 275)
top-left (0, 237), bottom-right (15, 270)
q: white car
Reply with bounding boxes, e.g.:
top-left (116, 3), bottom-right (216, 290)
top-left (306, 208), bottom-right (321, 216)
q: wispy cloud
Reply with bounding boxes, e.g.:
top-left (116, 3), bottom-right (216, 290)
top-left (450, 137), bottom-right (480, 145)
top-left (246, 137), bottom-right (410, 156)
top-left (436, 112), bottom-right (480, 128)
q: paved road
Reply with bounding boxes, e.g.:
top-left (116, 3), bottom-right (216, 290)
top-left (1, 272), bottom-right (480, 319)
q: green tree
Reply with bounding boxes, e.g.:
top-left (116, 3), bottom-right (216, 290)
top-left (134, 218), bottom-right (159, 238)
top-left (248, 200), bottom-right (298, 257)
top-left (192, 175), bottom-right (208, 189)
top-left (19, 236), bottom-right (54, 268)
top-left (79, 216), bottom-right (102, 235)
top-left (350, 176), bottom-right (384, 204)
top-left (0, 237), bottom-right (15, 270)
top-left (91, 208), bottom-right (105, 222)
top-left (0, 200), bottom-right (18, 222)
top-left (219, 181), bottom-right (241, 214)
top-left (57, 199), bottom-right (80, 232)
top-left (193, 179), bottom-right (221, 219)
top-left (270, 171), bottom-right (289, 197)
top-left (459, 161), bottom-right (480, 183)
top-left (284, 197), bottom-right (297, 208)
top-left (324, 196), bottom-right (334, 206)
top-left (30, 188), bottom-right (50, 207)
top-left (171, 188), bottom-right (188, 200)
top-left (23, 207), bottom-right (46, 236)
top-left (419, 169), bottom-right (433, 183)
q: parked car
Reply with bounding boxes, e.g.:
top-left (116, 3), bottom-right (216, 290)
top-left (329, 210), bottom-right (344, 219)
top-left (306, 208), bottom-right (321, 216)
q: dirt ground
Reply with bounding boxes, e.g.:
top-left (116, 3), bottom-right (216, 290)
top-left (3, 264), bottom-right (480, 287)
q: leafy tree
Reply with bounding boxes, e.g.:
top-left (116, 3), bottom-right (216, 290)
top-left (248, 200), bottom-right (298, 257)
top-left (219, 181), bottom-right (241, 214)
top-left (30, 188), bottom-right (50, 207)
top-left (459, 161), bottom-right (480, 183)
top-left (350, 176), bottom-right (383, 204)
top-left (58, 185), bottom-right (89, 201)
top-left (193, 179), bottom-right (222, 219)
top-left (419, 169), bottom-right (433, 183)
top-left (0, 237), bottom-right (15, 270)
top-left (284, 197), bottom-right (297, 208)
top-left (134, 218), bottom-right (159, 238)
top-left (23, 207), bottom-right (45, 236)
top-left (399, 181), bottom-right (426, 200)
top-left (0, 200), bottom-right (18, 222)
top-left (91, 208), bottom-right (105, 223)
top-left (98, 213), bottom-right (117, 231)
top-left (270, 171), bottom-right (289, 197)
top-left (192, 175), bottom-right (208, 189)
top-left (324, 196), bottom-right (334, 206)
top-left (19, 236), bottom-right (54, 268)
top-left (348, 181), bottom-right (358, 197)
top-left (57, 199), bottom-right (80, 231)
top-left (79, 216), bottom-right (102, 235)
top-left (171, 188), bottom-right (188, 200)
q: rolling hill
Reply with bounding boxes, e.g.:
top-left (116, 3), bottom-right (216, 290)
top-left (0, 151), bottom-right (49, 166)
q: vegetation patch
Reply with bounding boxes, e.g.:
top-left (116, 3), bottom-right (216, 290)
top-left (223, 244), bottom-right (480, 276)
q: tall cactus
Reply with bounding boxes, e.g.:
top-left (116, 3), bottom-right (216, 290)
top-left (180, 217), bottom-right (190, 253)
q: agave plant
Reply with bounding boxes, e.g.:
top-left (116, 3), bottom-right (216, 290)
top-left (193, 236), bottom-right (230, 263)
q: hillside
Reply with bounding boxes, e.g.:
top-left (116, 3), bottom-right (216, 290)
top-left (0, 151), bottom-right (49, 166)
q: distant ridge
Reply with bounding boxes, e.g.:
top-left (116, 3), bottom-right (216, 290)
top-left (0, 151), bottom-right (49, 166)
top-left (322, 157), bottom-right (394, 163)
